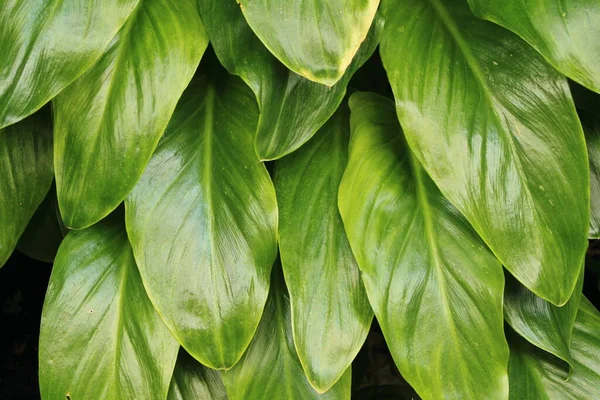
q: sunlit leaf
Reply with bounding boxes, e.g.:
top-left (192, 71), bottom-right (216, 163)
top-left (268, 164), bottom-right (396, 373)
top-left (0, 0), bottom-right (139, 128)
top-left (380, 0), bottom-right (589, 306)
top-left (168, 349), bottom-right (227, 400)
top-left (197, 0), bottom-right (381, 160)
top-left (274, 103), bottom-right (372, 392)
top-left (54, 0), bottom-right (209, 229)
top-left (39, 216), bottom-right (179, 400)
top-left (126, 65), bottom-right (278, 370)
top-left (339, 92), bottom-right (508, 399)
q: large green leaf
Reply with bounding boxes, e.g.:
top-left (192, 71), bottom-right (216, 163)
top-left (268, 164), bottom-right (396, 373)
top-left (39, 216), bottom-right (179, 400)
top-left (168, 349), bottom-right (227, 400)
top-left (197, 0), bottom-right (381, 161)
top-left (504, 271), bottom-right (583, 367)
top-left (583, 112), bottom-right (600, 238)
top-left (236, 0), bottom-right (380, 86)
top-left (125, 67), bottom-right (278, 370)
top-left (0, 0), bottom-right (139, 128)
top-left (508, 297), bottom-right (600, 399)
top-left (380, 0), bottom-right (589, 306)
top-left (222, 266), bottom-right (351, 400)
top-left (274, 104), bottom-right (372, 393)
top-left (0, 108), bottom-right (53, 267)
top-left (54, 0), bottom-right (208, 230)
top-left (468, 0), bottom-right (600, 93)
top-left (339, 92), bottom-right (508, 400)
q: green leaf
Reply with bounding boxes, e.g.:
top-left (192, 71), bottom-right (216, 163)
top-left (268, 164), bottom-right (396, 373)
top-left (236, 0), bottom-right (380, 86)
top-left (168, 349), bottom-right (227, 400)
top-left (468, 0), bottom-right (600, 93)
top-left (508, 297), bottom-right (600, 399)
top-left (39, 216), bottom-right (179, 400)
top-left (583, 112), bottom-right (600, 239)
top-left (54, 0), bottom-right (208, 229)
top-left (0, 108), bottom-right (53, 267)
top-left (0, 0), bottom-right (139, 128)
top-left (274, 103), bottom-right (373, 393)
top-left (223, 266), bottom-right (351, 400)
top-left (380, 0), bottom-right (589, 306)
top-left (197, 0), bottom-right (381, 161)
top-left (504, 270), bottom-right (583, 367)
top-left (17, 186), bottom-right (65, 263)
top-left (339, 92), bottom-right (509, 400)
top-left (125, 67), bottom-right (278, 370)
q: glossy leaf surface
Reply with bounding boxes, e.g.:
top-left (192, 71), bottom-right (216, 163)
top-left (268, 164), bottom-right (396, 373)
top-left (0, 109), bottom-right (53, 267)
top-left (380, 0), bottom-right (589, 306)
top-left (339, 92), bottom-right (508, 400)
top-left (168, 349), bottom-right (227, 400)
top-left (583, 112), bottom-right (600, 238)
top-left (0, 0), bottom-right (139, 128)
top-left (126, 69), bottom-right (278, 369)
top-left (469, 0), bottom-right (600, 93)
top-left (39, 217), bottom-right (179, 400)
top-left (54, 0), bottom-right (208, 229)
top-left (237, 0), bottom-right (380, 86)
top-left (197, 0), bottom-right (381, 160)
top-left (223, 267), bottom-right (351, 399)
top-left (274, 104), bottom-right (372, 392)
top-left (508, 298), bottom-right (600, 399)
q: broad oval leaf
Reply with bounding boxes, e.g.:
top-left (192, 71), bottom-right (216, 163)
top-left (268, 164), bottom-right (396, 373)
top-left (39, 216), bottom-right (179, 400)
top-left (274, 103), bottom-right (373, 393)
top-left (223, 267), bottom-right (351, 400)
top-left (125, 68), bottom-right (278, 369)
top-left (339, 92), bottom-right (509, 400)
top-left (0, 0), bottom-right (139, 128)
top-left (508, 297), bottom-right (600, 399)
top-left (197, 0), bottom-right (381, 161)
top-left (237, 0), bottom-right (380, 86)
top-left (0, 108), bottom-right (53, 267)
top-left (583, 112), bottom-right (600, 238)
top-left (54, 0), bottom-right (209, 229)
top-left (468, 0), bottom-right (600, 93)
top-left (168, 349), bottom-right (227, 400)
top-left (380, 0), bottom-right (589, 306)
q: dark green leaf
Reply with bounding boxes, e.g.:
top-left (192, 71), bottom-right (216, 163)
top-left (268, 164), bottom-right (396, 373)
top-left (380, 0), bottom-right (589, 306)
top-left (197, 0), bottom-right (381, 160)
top-left (168, 349), bottom-right (227, 400)
top-left (339, 92), bottom-right (508, 399)
top-left (54, 0), bottom-right (208, 229)
top-left (274, 104), bottom-right (372, 392)
top-left (39, 217), bottom-right (179, 400)
top-left (583, 112), bottom-right (600, 238)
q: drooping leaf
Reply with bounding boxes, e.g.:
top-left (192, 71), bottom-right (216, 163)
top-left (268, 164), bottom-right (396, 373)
top-left (0, 0), bottom-right (139, 128)
top-left (168, 349), bottom-right (227, 400)
top-left (504, 270), bottom-right (583, 367)
top-left (508, 297), bottom-right (600, 399)
top-left (236, 0), bottom-right (380, 86)
top-left (583, 112), bottom-right (600, 239)
top-left (380, 0), bottom-right (589, 306)
top-left (54, 0), bottom-right (208, 229)
top-left (222, 266), bottom-right (351, 400)
top-left (39, 216), bottom-right (179, 400)
top-left (0, 108), bottom-right (53, 267)
top-left (17, 186), bottom-right (65, 263)
top-left (339, 92), bottom-right (508, 399)
top-left (125, 66), bottom-right (278, 370)
top-left (197, 0), bottom-right (381, 160)
top-left (468, 0), bottom-right (600, 93)
top-left (274, 103), bottom-right (372, 393)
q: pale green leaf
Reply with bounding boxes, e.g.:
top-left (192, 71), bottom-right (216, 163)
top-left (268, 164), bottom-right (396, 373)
top-left (168, 349), bottom-right (227, 400)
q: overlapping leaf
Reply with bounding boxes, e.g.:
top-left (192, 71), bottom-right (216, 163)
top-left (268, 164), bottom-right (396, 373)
top-left (168, 350), bottom-right (227, 400)
top-left (583, 112), bottom-right (600, 238)
top-left (197, 0), bottom-right (381, 160)
top-left (380, 0), bottom-right (589, 306)
top-left (274, 104), bottom-right (372, 393)
top-left (39, 217), bottom-right (179, 400)
top-left (222, 267), bottom-right (351, 400)
top-left (54, 0), bottom-right (208, 229)
top-left (0, 0), bottom-right (139, 128)
top-left (468, 0), bottom-right (600, 93)
top-left (339, 92), bottom-right (508, 399)
top-left (126, 67), bottom-right (278, 369)
top-left (0, 108), bottom-right (53, 267)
